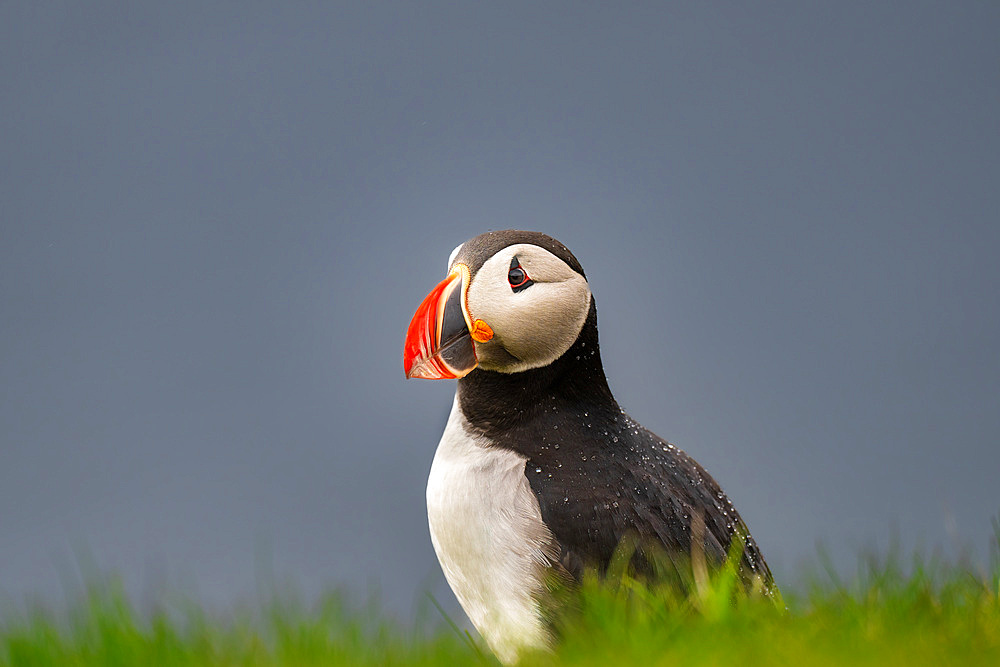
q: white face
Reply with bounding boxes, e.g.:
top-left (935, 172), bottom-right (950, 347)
top-left (456, 243), bottom-right (592, 373)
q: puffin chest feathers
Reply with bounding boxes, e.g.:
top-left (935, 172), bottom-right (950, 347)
top-left (426, 397), bottom-right (558, 664)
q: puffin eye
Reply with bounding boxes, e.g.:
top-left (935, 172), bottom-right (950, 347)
top-left (508, 256), bottom-right (534, 293)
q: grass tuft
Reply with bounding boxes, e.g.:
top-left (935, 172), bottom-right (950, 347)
top-left (3, 530), bottom-right (999, 666)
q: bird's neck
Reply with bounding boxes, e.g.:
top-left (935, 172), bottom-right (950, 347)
top-left (456, 303), bottom-right (616, 437)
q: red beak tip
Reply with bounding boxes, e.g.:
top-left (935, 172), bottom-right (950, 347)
top-left (402, 268), bottom-right (477, 381)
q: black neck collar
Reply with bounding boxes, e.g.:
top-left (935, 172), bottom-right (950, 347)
top-left (456, 301), bottom-right (616, 438)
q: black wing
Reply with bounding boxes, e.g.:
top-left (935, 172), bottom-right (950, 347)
top-left (522, 412), bottom-right (773, 590)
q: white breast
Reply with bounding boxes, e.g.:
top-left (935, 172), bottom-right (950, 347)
top-left (426, 396), bottom-right (557, 664)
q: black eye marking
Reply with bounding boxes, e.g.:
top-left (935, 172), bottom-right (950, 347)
top-left (508, 256), bottom-right (534, 293)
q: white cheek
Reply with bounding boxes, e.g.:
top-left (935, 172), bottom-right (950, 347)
top-left (466, 243), bottom-right (592, 373)
top-left (508, 284), bottom-right (591, 370)
top-left (472, 280), bottom-right (591, 372)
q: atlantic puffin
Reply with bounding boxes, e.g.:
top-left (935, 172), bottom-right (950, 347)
top-left (403, 230), bottom-right (772, 663)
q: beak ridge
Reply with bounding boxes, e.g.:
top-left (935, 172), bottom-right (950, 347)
top-left (403, 267), bottom-right (479, 380)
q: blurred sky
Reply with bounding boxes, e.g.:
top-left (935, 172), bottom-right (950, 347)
top-left (2, 1), bottom-right (999, 619)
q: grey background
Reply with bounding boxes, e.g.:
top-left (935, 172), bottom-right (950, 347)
top-left (2, 1), bottom-right (998, 619)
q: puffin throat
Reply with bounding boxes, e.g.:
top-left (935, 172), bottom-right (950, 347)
top-left (457, 301), bottom-right (615, 436)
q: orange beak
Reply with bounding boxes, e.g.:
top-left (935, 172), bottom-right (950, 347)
top-left (403, 266), bottom-right (481, 380)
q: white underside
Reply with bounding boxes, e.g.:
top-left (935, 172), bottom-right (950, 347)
top-left (426, 396), bottom-right (556, 664)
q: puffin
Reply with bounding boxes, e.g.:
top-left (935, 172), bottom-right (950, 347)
top-left (403, 230), bottom-right (772, 663)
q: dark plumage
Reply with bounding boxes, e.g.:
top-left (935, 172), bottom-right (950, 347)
top-left (406, 229), bottom-right (773, 662)
top-left (457, 300), bottom-right (772, 587)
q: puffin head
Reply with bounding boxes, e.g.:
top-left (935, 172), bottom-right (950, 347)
top-left (404, 230), bottom-right (592, 379)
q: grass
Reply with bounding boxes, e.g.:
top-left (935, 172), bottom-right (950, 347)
top-left (2, 535), bottom-right (999, 666)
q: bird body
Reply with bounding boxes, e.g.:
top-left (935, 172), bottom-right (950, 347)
top-left (404, 231), bottom-right (771, 663)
